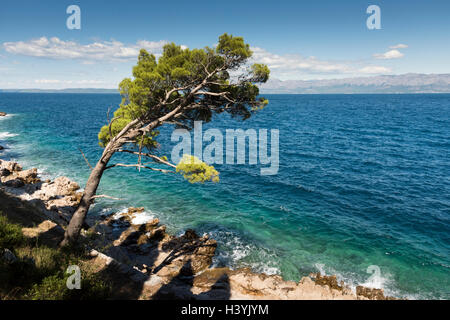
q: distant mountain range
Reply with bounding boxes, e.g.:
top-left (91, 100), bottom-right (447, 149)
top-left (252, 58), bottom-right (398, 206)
top-left (1, 74), bottom-right (449, 94)
top-left (0, 88), bottom-right (118, 94)
top-left (259, 73), bottom-right (450, 94)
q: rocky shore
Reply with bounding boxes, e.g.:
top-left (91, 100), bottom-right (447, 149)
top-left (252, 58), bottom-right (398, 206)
top-left (0, 158), bottom-right (396, 300)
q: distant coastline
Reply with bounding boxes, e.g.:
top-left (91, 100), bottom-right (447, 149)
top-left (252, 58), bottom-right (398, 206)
top-left (259, 73), bottom-right (450, 94)
top-left (2, 73), bottom-right (449, 94)
top-left (0, 88), bottom-right (118, 94)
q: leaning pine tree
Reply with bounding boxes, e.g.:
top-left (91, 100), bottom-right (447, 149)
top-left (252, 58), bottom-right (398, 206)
top-left (61, 34), bottom-right (270, 246)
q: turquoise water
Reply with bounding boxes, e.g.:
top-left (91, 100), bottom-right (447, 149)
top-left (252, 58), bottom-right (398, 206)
top-left (1, 93), bottom-right (449, 299)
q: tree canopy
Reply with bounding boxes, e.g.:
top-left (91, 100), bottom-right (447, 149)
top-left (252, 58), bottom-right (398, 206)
top-left (98, 33), bottom-right (269, 162)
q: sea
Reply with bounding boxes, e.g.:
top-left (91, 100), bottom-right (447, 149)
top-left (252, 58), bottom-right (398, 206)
top-left (1, 92), bottom-right (449, 299)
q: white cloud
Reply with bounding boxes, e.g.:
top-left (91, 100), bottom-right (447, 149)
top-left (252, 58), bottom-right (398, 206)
top-left (250, 47), bottom-right (392, 78)
top-left (373, 49), bottom-right (404, 60)
top-left (3, 36), bottom-right (395, 84)
top-left (34, 79), bottom-right (105, 85)
top-left (3, 37), bottom-right (172, 62)
top-left (359, 66), bottom-right (392, 74)
top-left (389, 44), bottom-right (408, 49)
top-left (34, 79), bottom-right (61, 84)
top-left (76, 80), bottom-right (105, 85)
top-left (251, 47), bottom-right (352, 76)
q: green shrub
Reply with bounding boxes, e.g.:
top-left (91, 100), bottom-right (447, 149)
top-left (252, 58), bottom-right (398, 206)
top-left (0, 212), bottom-right (111, 300)
top-left (66, 273), bottom-right (111, 300)
top-left (0, 213), bottom-right (25, 249)
top-left (15, 246), bottom-right (67, 279)
top-left (0, 256), bottom-right (36, 295)
top-left (26, 274), bottom-right (67, 300)
top-left (26, 272), bottom-right (111, 300)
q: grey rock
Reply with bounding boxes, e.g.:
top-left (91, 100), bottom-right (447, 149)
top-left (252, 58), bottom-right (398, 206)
top-left (4, 178), bottom-right (25, 188)
top-left (2, 249), bottom-right (18, 264)
top-left (0, 168), bottom-right (11, 177)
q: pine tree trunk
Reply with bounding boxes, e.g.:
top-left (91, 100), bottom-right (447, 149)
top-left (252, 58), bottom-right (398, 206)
top-left (60, 119), bottom-right (155, 247)
top-left (60, 148), bottom-right (115, 246)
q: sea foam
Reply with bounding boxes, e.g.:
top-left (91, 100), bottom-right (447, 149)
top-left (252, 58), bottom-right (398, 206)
top-left (0, 113), bottom-right (14, 120)
top-left (0, 132), bottom-right (18, 139)
top-left (209, 229), bottom-right (280, 276)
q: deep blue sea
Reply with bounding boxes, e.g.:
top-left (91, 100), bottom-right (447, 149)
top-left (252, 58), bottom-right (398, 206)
top-left (1, 93), bottom-right (449, 299)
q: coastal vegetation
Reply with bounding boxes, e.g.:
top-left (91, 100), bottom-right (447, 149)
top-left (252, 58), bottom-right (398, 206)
top-left (0, 212), bottom-right (110, 300)
top-left (61, 33), bottom-right (270, 246)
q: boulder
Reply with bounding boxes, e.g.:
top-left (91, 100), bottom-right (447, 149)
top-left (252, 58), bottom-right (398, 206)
top-left (137, 233), bottom-right (150, 245)
top-left (114, 227), bottom-right (140, 246)
top-left (311, 273), bottom-right (344, 291)
top-left (2, 248), bottom-right (18, 264)
top-left (190, 238), bottom-right (217, 274)
top-left (0, 160), bottom-right (22, 173)
top-left (157, 230), bottom-right (217, 275)
top-left (356, 286), bottom-right (389, 300)
top-left (17, 168), bottom-right (39, 183)
top-left (3, 178), bottom-right (25, 188)
top-left (118, 207), bottom-right (146, 223)
top-left (115, 223), bottom-right (167, 247)
top-left (52, 176), bottom-right (80, 195)
top-left (0, 112), bottom-right (6, 116)
top-left (128, 207), bottom-right (145, 214)
top-left (184, 229), bottom-right (199, 241)
top-left (46, 197), bottom-right (79, 212)
top-left (142, 218), bottom-right (159, 232)
top-left (2, 168), bottom-right (40, 185)
top-left (147, 225), bottom-right (166, 240)
top-left (0, 168), bottom-right (11, 177)
top-left (22, 220), bottom-right (64, 246)
top-left (35, 176), bottom-right (80, 200)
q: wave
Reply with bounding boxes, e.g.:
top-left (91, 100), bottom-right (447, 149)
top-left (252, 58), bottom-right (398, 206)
top-left (0, 132), bottom-right (19, 139)
top-left (111, 207), bottom-right (156, 225)
top-left (314, 262), bottom-right (422, 300)
top-left (208, 228), bottom-right (280, 276)
top-left (0, 113), bottom-right (15, 120)
top-left (130, 211), bottom-right (156, 225)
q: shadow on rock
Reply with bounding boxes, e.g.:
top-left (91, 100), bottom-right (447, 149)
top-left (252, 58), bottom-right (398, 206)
top-left (152, 259), bottom-right (230, 300)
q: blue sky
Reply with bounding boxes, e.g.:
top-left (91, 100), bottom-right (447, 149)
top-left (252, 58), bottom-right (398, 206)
top-left (0, 0), bottom-right (449, 89)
